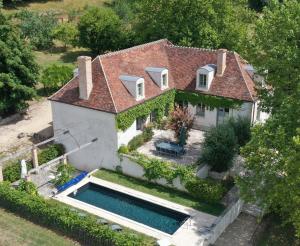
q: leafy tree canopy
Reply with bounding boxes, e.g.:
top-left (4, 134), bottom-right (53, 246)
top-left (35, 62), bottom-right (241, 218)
top-left (245, 0), bottom-right (300, 114)
top-left (237, 0), bottom-right (300, 237)
top-left (40, 64), bottom-right (73, 93)
top-left (78, 7), bottom-right (127, 54)
top-left (52, 22), bottom-right (78, 49)
top-left (0, 12), bottom-right (39, 116)
top-left (133, 0), bottom-right (254, 53)
top-left (15, 9), bottom-right (57, 50)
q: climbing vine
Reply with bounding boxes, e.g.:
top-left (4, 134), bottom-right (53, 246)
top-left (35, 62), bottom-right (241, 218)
top-left (175, 90), bottom-right (243, 109)
top-left (116, 90), bottom-right (176, 131)
top-left (116, 89), bottom-right (244, 131)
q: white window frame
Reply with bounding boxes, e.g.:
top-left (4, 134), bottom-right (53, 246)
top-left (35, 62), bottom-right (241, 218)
top-left (198, 74), bottom-right (207, 88)
top-left (136, 82), bottom-right (144, 99)
top-left (196, 103), bottom-right (205, 117)
top-left (162, 73), bottom-right (168, 87)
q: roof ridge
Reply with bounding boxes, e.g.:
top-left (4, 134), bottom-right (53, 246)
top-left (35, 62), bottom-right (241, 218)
top-left (168, 44), bottom-right (235, 54)
top-left (99, 39), bottom-right (170, 58)
top-left (233, 52), bottom-right (255, 101)
top-left (98, 56), bottom-right (117, 113)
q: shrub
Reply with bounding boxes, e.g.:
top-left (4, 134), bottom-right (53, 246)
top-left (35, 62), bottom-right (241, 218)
top-left (53, 164), bottom-right (76, 186)
top-left (200, 124), bottom-right (237, 172)
top-left (185, 177), bottom-right (225, 203)
top-left (127, 127), bottom-right (154, 151)
top-left (132, 153), bottom-right (224, 202)
top-left (3, 161), bottom-right (33, 183)
top-left (17, 180), bottom-right (38, 195)
top-left (0, 183), bottom-right (153, 246)
top-left (3, 144), bottom-right (65, 183)
top-left (118, 145), bottom-right (129, 154)
top-left (142, 126), bottom-right (154, 142)
top-left (168, 105), bottom-right (194, 140)
top-left (227, 117), bottom-right (251, 147)
top-left (40, 64), bottom-right (73, 94)
top-left (38, 144), bottom-right (65, 165)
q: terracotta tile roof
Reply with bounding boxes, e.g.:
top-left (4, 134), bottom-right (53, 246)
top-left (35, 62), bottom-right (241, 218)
top-left (49, 39), bottom-right (256, 113)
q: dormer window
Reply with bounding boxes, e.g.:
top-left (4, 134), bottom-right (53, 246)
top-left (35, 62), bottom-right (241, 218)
top-left (198, 74), bottom-right (207, 88)
top-left (119, 75), bottom-right (145, 101)
top-left (145, 67), bottom-right (168, 90)
top-left (196, 64), bottom-right (216, 91)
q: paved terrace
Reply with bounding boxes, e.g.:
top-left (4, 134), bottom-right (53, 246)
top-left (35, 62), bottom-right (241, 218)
top-left (137, 129), bottom-right (205, 165)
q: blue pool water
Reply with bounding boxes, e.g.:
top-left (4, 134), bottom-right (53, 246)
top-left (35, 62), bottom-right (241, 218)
top-left (68, 183), bottom-right (189, 234)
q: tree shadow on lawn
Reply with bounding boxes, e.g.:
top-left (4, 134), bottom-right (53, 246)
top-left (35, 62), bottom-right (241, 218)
top-left (60, 50), bottom-right (94, 64)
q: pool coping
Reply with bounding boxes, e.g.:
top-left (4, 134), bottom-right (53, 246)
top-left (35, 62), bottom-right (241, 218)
top-left (54, 173), bottom-right (217, 244)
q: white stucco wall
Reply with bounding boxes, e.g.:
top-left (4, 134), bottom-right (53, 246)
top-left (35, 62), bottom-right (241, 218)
top-left (117, 119), bottom-right (143, 147)
top-left (189, 102), bottom-right (254, 130)
top-left (51, 101), bottom-right (119, 171)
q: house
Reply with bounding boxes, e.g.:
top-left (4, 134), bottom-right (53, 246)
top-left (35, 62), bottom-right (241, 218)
top-left (49, 39), bottom-right (264, 171)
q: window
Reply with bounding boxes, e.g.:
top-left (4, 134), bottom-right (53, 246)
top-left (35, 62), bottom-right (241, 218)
top-left (162, 74), bottom-right (168, 87)
top-left (196, 103), bottom-right (205, 117)
top-left (136, 117), bottom-right (145, 130)
top-left (137, 83), bottom-right (144, 97)
top-left (198, 74), bottom-right (207, 88)
top-left (150, 110), bottom-right (158, 122)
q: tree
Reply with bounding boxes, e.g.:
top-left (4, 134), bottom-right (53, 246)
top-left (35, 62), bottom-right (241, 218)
top-left (40, 64), bottom-right (73, 93)
top-left (200, 123), bottom-right (237, 172)
top-left (133, 0), bottom-right (254, 53)
top-left (0, 12), bottom-right (39, 116)
top-left (16, 10), bottom-right (57, 50)
top-left (78, 7), bottom-right (126, 54)
top-left (245, 0), bottom-right (300, 114)
top-left (52, 22), bottom-right (78, 49)
top-left (237, 0), bottom-right (300, 237)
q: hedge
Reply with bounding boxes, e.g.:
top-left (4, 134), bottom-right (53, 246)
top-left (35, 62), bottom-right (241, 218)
top-left (0, 183), bottom-right (154, 246)
top-left (3, 144), bottom-right (65, 183)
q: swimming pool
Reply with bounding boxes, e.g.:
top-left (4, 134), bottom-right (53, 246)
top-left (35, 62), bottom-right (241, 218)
top-left (68, 182), bottom-right (190, 235)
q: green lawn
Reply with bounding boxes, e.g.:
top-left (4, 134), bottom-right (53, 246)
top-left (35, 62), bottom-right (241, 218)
top-left (0, 208), bottom-right (78, 246)
top-left (34, 46), bottom-right (92, 69)
top-left (93, 169), bottom-right (225, 216)
top-left (256, 216), bottom-right (299, 246)
top-left (3, 0), bottom-right (110, 15)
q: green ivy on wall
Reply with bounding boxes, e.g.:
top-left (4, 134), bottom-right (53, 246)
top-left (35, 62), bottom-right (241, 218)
top-left (175, 90), bottom-right (243, 109)
top-left (116, 89), bottom-right (176, 131)
top-left (116, 89), bottom-right (244, 131)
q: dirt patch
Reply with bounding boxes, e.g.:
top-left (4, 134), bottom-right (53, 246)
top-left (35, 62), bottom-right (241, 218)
top-left (0, 99), bottom-right (53, 155)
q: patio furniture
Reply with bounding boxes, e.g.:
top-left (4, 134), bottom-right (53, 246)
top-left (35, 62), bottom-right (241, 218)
top-left (97, 218), bottom-right (109, 225)
top-left (155, 141), bottom-right (185, 156)
top-left (156, 238), bottom-right (171, 246)
top-left (155, 127), bottom-right (187, 156)
top-left (111, 224), bottom-right (123, 232)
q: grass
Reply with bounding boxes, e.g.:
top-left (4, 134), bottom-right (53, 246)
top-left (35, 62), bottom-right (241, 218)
top-left (93, 169), bottom-right (225, 216)
top-left (3, 0), bottom-right (110, 15)
top-left (0, 208), bottom-right (78, 246)
top-left (256, 215), bottom-right (299, 246)
top-left (34, 46), bottom-right (92, 69)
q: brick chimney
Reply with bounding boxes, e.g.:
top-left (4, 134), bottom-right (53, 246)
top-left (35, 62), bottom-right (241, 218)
top-left (78, 56), bottom-right (92, 100)
top-left (217, 49), bottom-right (227, 76)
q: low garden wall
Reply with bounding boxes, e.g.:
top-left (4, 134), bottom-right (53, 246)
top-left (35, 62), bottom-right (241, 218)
top-left (118, 154), bottom-right (186, 191)
top-left (205, 198), bottom-right (244, 245)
